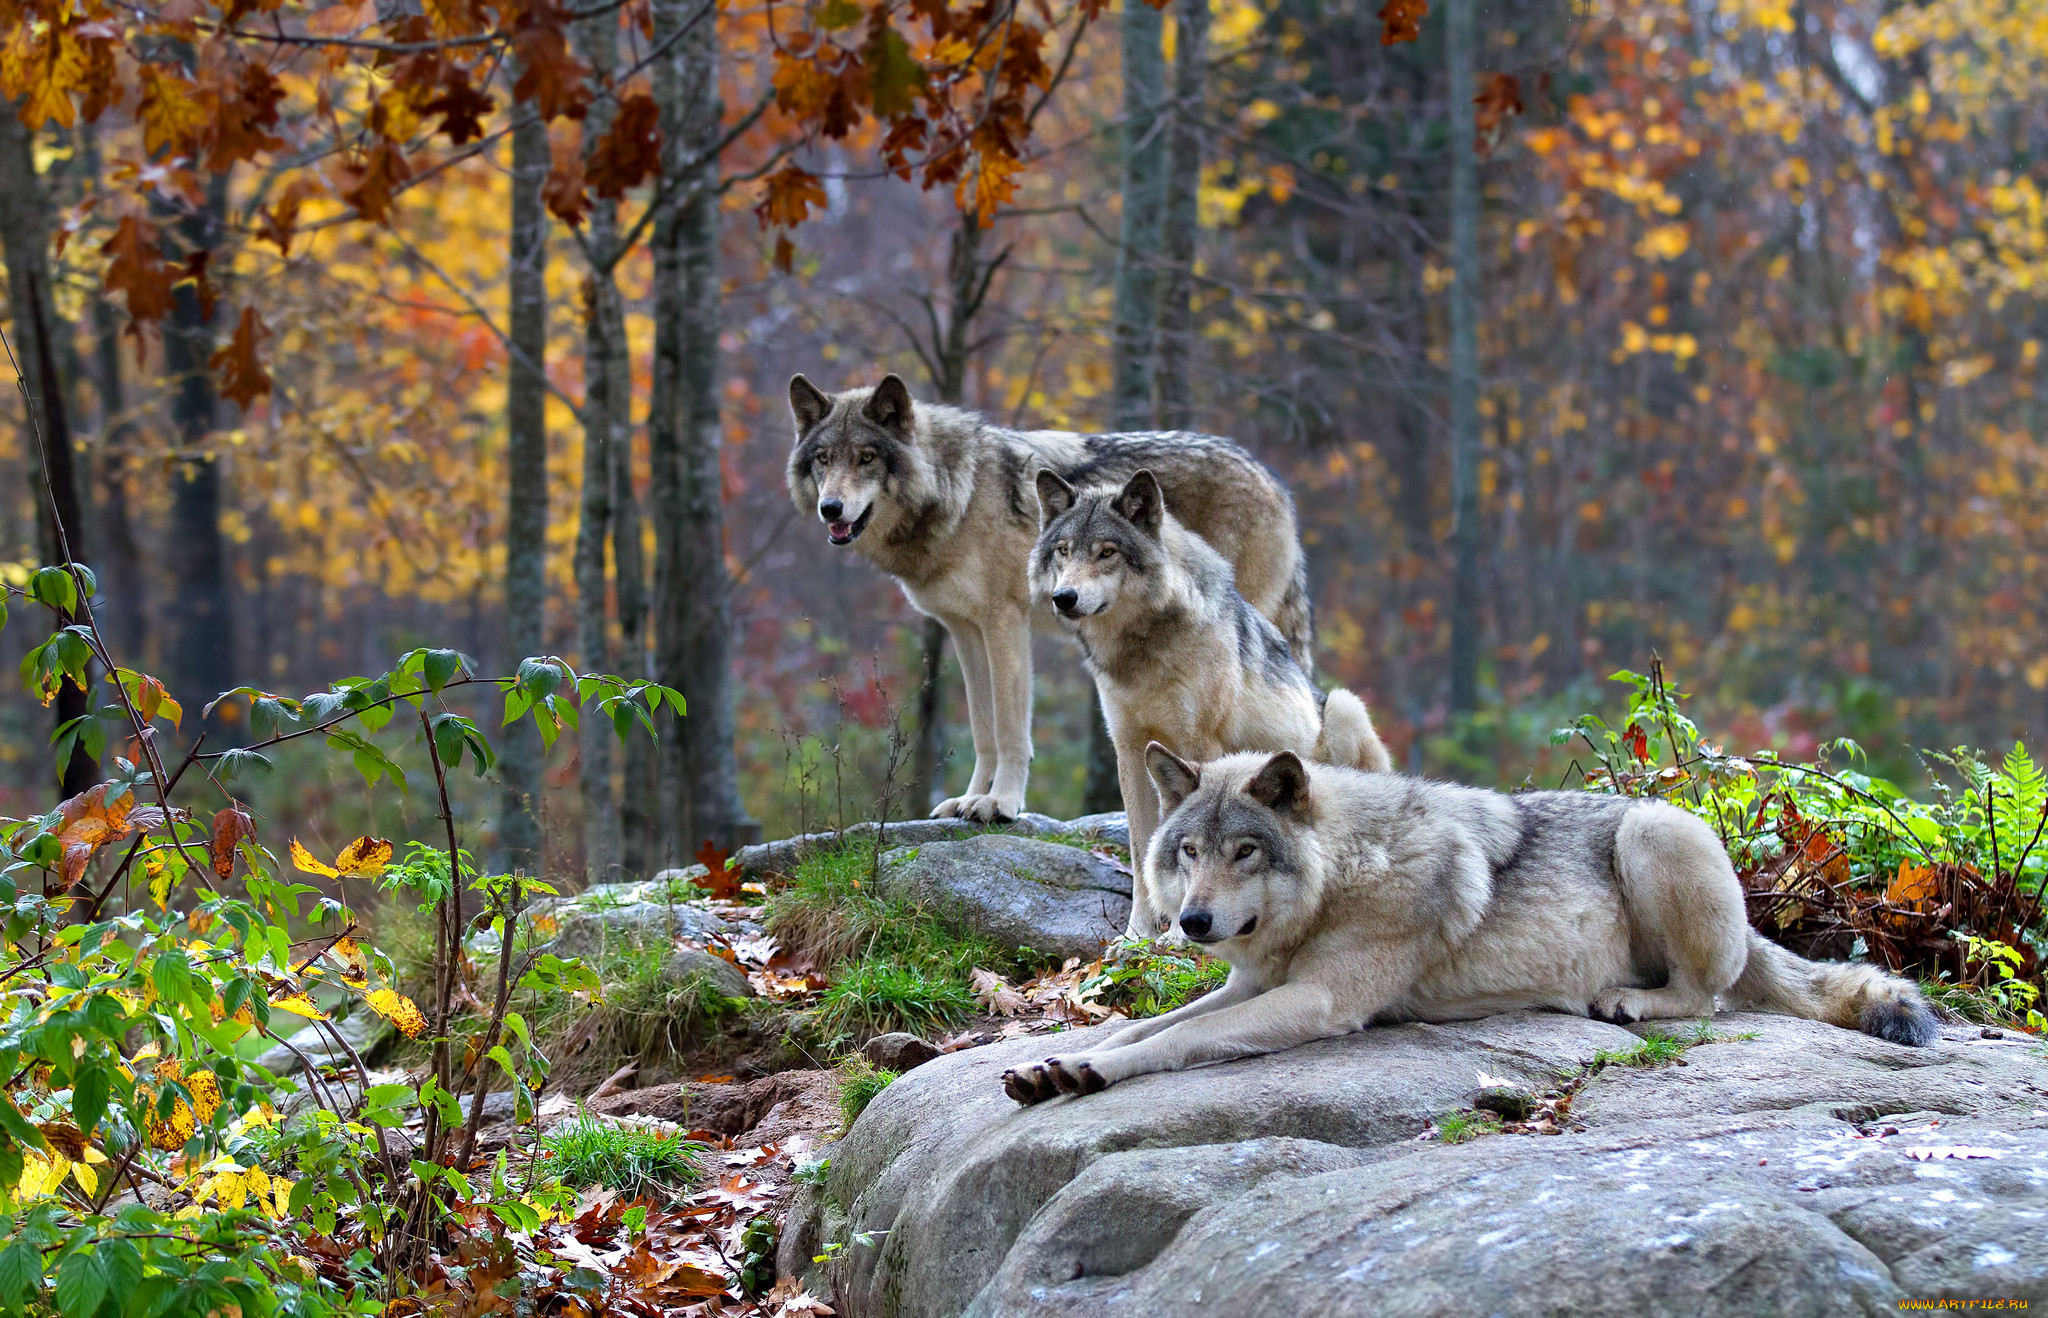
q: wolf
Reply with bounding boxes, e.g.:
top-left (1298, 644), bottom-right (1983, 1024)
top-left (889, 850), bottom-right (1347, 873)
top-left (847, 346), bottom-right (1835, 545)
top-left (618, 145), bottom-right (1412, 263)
top-left (786, 372), bottom-right (1315, 822)
top-left (1003, 748), bottom-right (1939, 1103)
top-left (1029, 467), bottom-right (1390, 937)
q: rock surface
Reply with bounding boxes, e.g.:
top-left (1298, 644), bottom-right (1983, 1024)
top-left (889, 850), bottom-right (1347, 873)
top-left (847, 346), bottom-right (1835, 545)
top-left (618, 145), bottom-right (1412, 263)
top-left (861, 1032), bottom-right (940, 1073)
top-left (664, 947), bottom-right (752, 999)
top-left (734, 813), bottom-right (1131, 880)
top-left (781, 1012), bottom-right (2048, 1316)
top-left (534, 880), bottom-right (734, 959)
top-left (876, 834), bottom-right (1132, 964)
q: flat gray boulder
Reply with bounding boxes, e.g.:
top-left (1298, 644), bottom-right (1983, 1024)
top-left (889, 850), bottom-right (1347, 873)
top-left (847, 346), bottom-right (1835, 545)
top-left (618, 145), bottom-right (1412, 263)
top-left (876, 834), bottom-right (1131, 963)
top-left (663, 947), bottom-right (752, 999)
top-left (782, 1012), bottom-right (2048, 1316)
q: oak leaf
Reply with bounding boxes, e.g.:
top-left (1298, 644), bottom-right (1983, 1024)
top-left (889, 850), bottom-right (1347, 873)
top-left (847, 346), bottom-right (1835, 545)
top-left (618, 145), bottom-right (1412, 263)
top-left (101, 216), bottom-right (176, 350)
top-left (210, 305), bottom-right (273, 410)
top-left (137, 64), bottom-right (206, 157)
top-left (586, 92), bottom-right (661, 198)
top-left (341, 140), bottom-right (414, 227)
top-left (1379, 0), bottom-right (1427, 44)
top-left (511, 25), bottom-right (592, 122)
top-left (695, 838), bottom-right (740, 899)
top-left (755, 164), bottom-right (829, 230)
top-left (544, 125), bottom-right (589, 227)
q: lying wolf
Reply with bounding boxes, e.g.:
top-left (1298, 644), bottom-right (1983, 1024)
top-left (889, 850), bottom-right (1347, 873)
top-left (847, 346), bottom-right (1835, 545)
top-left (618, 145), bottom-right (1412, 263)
top-left (1030, 467), bottom-right (1390, 937)
top-left (1004, 748), bottom-right (1938, 1103)
top-left (786, 373), bottom-right (1315, 822)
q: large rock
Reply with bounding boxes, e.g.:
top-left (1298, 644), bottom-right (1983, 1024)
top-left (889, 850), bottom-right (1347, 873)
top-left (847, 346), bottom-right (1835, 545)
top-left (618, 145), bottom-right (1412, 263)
top-left (535, 883), bottom-right (731, 959)
top-left (783, 1012), bottom-right (2048, 1316)
top-left (876, 834), bottom-right (1131, 963)
top-left (733, 813), bottom-right (1129, 880)
top-left (664, 948), bottom-right (752, 999)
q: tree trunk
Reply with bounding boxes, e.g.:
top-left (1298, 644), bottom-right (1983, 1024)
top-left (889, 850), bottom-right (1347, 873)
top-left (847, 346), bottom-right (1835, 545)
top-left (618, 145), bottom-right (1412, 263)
top-left (499, 94), bottom-right (551, 873)
top-left (650, 0), bottom-right (750, 858)
top-left (1153, 0), bottom-right (1209, 433)
top-left (0, 105), bottom-right (98, 800)
top-left (163, 177), bottom-right (235, 747)
top-left (615, 381), bottom-right (654, 874)
top-left (1110, 0), bottom-right (1168, 435)
top-left (910, 211), bottom-right (1000, 810)
top-left (574, 14), bottom-right (624, 882)
top-left (1445, 0), bottom-right (1483, 716)
top-left (80, 124), bottom-right (147, 664)
top-left (1090, 2), bottom-right (1171, 814)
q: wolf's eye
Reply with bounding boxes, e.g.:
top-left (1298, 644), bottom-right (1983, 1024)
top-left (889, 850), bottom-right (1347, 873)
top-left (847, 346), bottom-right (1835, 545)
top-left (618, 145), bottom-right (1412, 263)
top-left (1235, 842), bottom-right (1257, 861)
top-left (1181, 842), bottom-right (1197, 860)
top-left (1097, 545), bottom-right (1117, 561)
top-left (815, 454), bottom-right (830, 468)
top-left (1055, 543), bottom-right (1069, 558)
top-left (858, 449), bottom-right (876, 466)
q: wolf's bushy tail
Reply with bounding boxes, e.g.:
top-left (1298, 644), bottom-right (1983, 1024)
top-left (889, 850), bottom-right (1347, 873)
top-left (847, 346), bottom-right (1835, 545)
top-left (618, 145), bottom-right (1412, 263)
top-left (1316, 689), bottom-right (1393, 774)
top-left (1275, 553), bottom-right (1316, 681)
top-left (1726, 929), bottom-right (1938, 1046)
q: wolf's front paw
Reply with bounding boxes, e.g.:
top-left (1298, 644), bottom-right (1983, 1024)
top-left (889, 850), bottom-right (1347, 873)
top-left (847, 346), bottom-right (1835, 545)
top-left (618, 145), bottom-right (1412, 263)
top-left (1043, 1055), bottom-right (1110, 1096)
top-left (1589, 988), bottom-right (1646, 1025)
top-left (1002, 1063), bottom-right (1061, 1105)
top-left (931, 796), bottom-right (968, 819)
top-left (947, 791), bottom-right (1021, 823)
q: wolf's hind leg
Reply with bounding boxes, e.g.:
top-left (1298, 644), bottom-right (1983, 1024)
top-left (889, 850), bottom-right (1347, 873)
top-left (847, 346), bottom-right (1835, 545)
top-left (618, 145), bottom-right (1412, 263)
top-left (1592, 802), bottom-right (1748, 1026)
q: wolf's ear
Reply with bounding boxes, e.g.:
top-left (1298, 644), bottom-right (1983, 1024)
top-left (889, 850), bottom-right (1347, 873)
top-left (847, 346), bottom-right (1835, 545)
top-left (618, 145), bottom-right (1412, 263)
top-left (1244, 751), bottom-right (1311, 818)
top-left (863, 374), bottom-right (915, 436)
top-left (1035, 469), bottom-right (1077, 525)
top-left (789, 375), bottom-right (831, 435)
top-left (1146, 742), bottom-right (1201, 815)
top-left (1115, 469), bottom-right (1165, 538)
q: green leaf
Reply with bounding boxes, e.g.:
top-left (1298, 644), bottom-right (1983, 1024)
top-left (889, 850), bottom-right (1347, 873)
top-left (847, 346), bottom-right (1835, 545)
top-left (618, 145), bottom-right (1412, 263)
top-left (864, 21), bottom-right (926, 118)
top-left (94, 1238), bottom-right (141, 1300)
top-left (214, 747), bottom-right (274, 782)
top-left (151, 950), bottom-right (193, 1006)
top-left (423, 649), bottom-right (463, 694)
top-left (816, 0), bottom-right (860, 28)
top-left (0, 1096), bottom-right (47, 1151)
top-left (28, 565), bottom-right (78, 614)
top-left (72, 1065), bottom-right (108, 1137)
top-left (53, 1250), bottom-right (103, 1318)
top-left (515, 657), bottom-right (562, 700)
top-left (0, 1239), bottom-right (40, 1307)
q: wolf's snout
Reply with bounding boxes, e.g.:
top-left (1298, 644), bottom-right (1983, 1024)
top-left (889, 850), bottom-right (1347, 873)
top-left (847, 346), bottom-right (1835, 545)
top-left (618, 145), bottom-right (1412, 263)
top-left (818, 498), bottom-right (844, 521)
top-left (1052, 587), bottom-right (1080, 615)
top-left (1178, 909), bottom-right (1214, 941)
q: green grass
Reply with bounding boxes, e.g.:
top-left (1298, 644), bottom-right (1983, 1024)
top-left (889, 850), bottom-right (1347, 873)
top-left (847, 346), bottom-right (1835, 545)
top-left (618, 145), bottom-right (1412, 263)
top-left (811, 960), bottom-right (976, 1040)
top-left (1592, 1021), bottom-right (1752, 1070)
top-left (1435, 1110), bottom-right (1501, 1144)
top-left (539, 1113), bottom-right (707, 1203)
top-left (763, 842), bottom-right (1045, 1043)
top-left (835, 1056), bottom-right (900, 1130)
top-left (1922, 977), bottom-right (2041, 1029)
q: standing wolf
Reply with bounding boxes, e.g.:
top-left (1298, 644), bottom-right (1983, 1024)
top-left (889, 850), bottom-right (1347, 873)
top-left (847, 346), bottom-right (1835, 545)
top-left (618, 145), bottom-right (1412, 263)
top-left (786, 373), bottom-right (1315, 822)
top-left (1030, 468), bottom-right (1390, 935)
top-left (1004, 748), bottom-right (1939, 1103)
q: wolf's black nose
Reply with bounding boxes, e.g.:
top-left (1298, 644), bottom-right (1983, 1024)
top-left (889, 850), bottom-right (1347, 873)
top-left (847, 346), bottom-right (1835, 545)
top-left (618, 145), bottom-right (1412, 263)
top-left (819, 498), bottom-right (844, 521)
top-left (1052, 588), bottom-right (1079, 613)
top-left (1179, 909), bottom-right (1213, 940)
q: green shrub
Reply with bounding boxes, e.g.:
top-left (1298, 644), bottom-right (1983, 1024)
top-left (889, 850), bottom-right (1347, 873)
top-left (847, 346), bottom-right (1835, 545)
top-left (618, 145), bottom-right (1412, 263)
top-left (1079, 937), bottom-right (1231, 1018)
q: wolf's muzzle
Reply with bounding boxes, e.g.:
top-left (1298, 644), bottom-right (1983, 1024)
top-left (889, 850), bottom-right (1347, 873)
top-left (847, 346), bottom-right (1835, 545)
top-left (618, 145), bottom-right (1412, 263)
top-left (822, 504), bottom-right (872, 546)
top-left (1052, 587), bottom-right (1081, 616)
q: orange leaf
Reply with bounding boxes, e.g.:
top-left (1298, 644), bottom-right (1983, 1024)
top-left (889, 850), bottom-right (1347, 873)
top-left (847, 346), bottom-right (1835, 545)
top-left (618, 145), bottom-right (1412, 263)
top-left (1886, 863), bottom-right (1940, 910)
top-left (543, 125), bottom-right (589, 227)
top-left (137, 64), bottom-right (206, 157)
top-left (341, 140), bottom-right (414, 227)
top-left (755, 165), bottom-right (829, 230)
top-left (695, 838), bottom-right (740, 899)
top-left (511, 25), bottom-right (592, 122)
top-left (101, 216), bottom-right (176, 348)
top-left (53, 781), bottom-right (137, 890)
top-left (210, 805), bottom-right (255, 879)
top-left (1379, 0), bottom-right (1427, 44)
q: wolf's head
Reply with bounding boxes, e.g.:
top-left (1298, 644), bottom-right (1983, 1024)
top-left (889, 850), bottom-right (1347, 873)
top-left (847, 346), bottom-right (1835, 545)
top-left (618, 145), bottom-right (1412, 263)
top-left (1029, 469), bottom-right (1167, 622)
top-left (1145, 745), bottom-right (1320, 950)
top-left (786, 374), bottom-right (919, 547)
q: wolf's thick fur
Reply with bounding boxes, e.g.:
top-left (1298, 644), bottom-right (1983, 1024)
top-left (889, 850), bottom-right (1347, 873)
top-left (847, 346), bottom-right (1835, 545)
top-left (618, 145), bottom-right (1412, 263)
top-left (1002, 750), bottom-right (1938, 1103)
top-left (1029, 469), bottom-right (1389, 935)
top-left (786, 373), bottom-right (1314, 821)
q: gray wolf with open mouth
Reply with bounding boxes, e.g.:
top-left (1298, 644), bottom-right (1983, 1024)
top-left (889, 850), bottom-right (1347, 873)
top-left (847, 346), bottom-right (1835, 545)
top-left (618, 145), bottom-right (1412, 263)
top-left (786, 373), bottom-right (1315, 822)
top-left (1004, 748), bottom-right (1938, 1102)
top-left (1029, 467), bottom-right (1390, 936)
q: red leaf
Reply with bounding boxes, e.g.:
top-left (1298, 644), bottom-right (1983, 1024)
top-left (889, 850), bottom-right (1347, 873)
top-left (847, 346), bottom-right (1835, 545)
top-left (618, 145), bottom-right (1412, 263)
top-left (586, 92), bottom-right (662, 199)
top-left (101, 216), bottom-right (176, 349)
top-left (695, 838), bottom-right (740, 900)
top-left (754, 165), bottom-right (829, 230)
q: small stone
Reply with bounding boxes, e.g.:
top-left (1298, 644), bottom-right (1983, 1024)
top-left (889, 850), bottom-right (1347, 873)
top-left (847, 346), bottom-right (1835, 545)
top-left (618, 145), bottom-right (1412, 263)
top-left (1473, 1086), bottom-right (1535, 1121)
top-left (862, 1032), bottom-right (940, 1073)
top-left (1982, 1027), bottom-right (2005, 1039)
